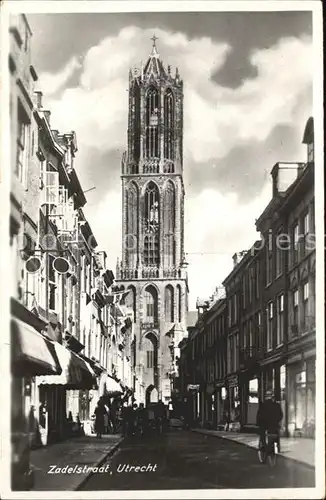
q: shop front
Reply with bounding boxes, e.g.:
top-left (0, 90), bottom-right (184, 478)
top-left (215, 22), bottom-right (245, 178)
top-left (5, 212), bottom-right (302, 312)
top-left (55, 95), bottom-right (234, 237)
top-left (226, 374), bottom-right (240, 426)
top-left (215, 382), bottom-right (228, 429)
top-left (38, 342), bottom-right (97, 443)
top-left (260, 359), bottom-right (287, 435)
top-left (287, 353), bottom-right (315, 438)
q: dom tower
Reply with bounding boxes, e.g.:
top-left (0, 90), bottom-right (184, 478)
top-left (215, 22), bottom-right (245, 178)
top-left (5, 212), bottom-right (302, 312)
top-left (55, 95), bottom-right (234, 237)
top-left (116, 37), bottom-right (188, 405)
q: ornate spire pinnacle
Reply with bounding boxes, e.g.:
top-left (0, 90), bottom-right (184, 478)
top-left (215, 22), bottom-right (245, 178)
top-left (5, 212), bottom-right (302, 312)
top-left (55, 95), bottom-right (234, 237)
top-left (150, 34), bottom-right (159, 57)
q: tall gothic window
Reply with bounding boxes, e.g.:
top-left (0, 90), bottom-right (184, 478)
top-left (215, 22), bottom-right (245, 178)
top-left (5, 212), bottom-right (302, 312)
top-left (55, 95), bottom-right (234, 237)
top-left (164, 89), bottom-right (174, 160)
top-left (143, 285), bottom-right (158, 324)
top-left (176, 284), bottom-right (182, 323)
top-left (145, 87), bottom-right (159, 158)
top-left (144, 182), bottom-right (160, 266)
top-left (165, 285), bottom-right (174, 322)
top-left (163, 180), bottom-right (175, 268)
top-left (126, 182), bottom-right (138, 268)
top-left (133, 84), bottom-right (141, 163)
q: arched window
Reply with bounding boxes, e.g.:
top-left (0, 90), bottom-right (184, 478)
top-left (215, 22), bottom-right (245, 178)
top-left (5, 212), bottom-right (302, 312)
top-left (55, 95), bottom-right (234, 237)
top-left (145, 87), bottom-right (159, 158)
top-left (176, 284), bottom-right (182, 323)
top-left (163, 181), bottom-right (175, 268)
top-left (133, 84), bottom-right (141, 163)
top-left (144, 182), bottom-right (160, 266)
top-left (126, 182), bottom-right (138, 268)
top-left (164, 89), bottom-right (174, 160)
top-left (125, 285), bottom-right (136, 322)
top-left (143, 285), bottom-right (158, 324)
top-left (165, 285), bottom-right (174, 322)
top-left (143, 332), bottom-right (158, 371)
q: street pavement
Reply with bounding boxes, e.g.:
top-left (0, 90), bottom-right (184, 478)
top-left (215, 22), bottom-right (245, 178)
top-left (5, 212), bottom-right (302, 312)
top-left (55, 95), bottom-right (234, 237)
top-left (81, 429), bottom-right (315, 491)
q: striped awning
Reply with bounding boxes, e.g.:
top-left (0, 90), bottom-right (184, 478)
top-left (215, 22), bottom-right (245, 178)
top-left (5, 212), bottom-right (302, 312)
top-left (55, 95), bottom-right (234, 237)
top-left (11, 318), bottom-right (62, 376)
top-left (38, 342), bottom-right (97, 390)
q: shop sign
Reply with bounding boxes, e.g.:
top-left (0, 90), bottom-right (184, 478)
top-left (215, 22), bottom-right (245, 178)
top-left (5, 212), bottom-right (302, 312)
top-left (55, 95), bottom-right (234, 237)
top-left (187, 384), bottom-right (200, 392)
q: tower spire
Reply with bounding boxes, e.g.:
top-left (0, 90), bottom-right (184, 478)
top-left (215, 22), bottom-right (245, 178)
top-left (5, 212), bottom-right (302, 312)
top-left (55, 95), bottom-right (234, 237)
top-left (150, 34), bottom-right (159, 57)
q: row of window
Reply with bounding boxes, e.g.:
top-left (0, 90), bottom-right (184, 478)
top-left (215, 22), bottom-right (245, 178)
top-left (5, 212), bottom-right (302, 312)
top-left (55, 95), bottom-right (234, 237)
top-left (266, 203), bottom-right (315, 286)
top-left (194, 315), bottom-right (226, 357)
top-left (226, 277), bottom-right (315, 371)
top-left (141, 284), bottom-right (183, 324)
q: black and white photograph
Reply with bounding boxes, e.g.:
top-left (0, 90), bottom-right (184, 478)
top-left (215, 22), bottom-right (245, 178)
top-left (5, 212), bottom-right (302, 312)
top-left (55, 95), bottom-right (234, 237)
top-left (0, 1), bottom-right (324, 498)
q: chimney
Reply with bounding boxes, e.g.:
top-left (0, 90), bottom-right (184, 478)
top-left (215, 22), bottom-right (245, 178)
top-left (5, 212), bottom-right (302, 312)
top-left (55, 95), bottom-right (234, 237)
top-left (232, 253), bottom-right (238, 267)
top-left (272, 162), bottom-right (302, 197)
top-left (34, 90), bottom-right (43, 109)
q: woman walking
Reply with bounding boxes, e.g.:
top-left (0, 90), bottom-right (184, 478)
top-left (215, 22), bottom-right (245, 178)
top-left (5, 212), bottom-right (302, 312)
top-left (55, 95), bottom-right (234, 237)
top-left (94, 400), bottom-right (107, 438)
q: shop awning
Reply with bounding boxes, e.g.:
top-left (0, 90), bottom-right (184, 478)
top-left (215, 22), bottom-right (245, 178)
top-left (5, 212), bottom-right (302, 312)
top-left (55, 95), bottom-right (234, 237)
top-left (102, 374), bottom-right (124, 395)
top-left (38, 342), bottom-right (97, 390)
top-left (11, 318), bottom-right (62, 376)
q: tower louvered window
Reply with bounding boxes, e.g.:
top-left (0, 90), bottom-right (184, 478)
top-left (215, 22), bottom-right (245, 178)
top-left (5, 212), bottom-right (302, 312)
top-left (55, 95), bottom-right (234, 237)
top-left (164, 89), bottom-right (174, 160)
top-left (176, 284), bottom-right (182, 322)
top-left (145, 87), bottom-right (159, 158)
top-left (133, 84), bottom-right (141, 163)
top-left (143, 182), bottom-right (160, 266)
top-left (163, 180), bottom-right (175, 268)
top-left (126, 182), bottom-right (138, 268)
top-left (165, 285), bottom-right (174, 322)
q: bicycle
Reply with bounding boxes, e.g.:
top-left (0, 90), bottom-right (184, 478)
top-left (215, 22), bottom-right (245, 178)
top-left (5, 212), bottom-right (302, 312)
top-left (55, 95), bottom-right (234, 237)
top-left (257, 430), bottom-right (279, 467)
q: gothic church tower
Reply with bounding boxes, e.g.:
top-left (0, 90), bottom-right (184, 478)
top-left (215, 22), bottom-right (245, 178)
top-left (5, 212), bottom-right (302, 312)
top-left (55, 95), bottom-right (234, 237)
top-left (116, 37), bottom-right (188, 405)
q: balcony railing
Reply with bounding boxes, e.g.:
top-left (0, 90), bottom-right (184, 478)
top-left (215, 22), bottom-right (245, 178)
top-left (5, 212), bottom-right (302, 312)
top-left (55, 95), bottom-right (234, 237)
top-left (140, 320), bottom-right (159, 331)
top-left (142, 267), bottom-right (159, 279)
top-left (163, 267), bottom-right (180, 278)
top-left (142, 159), bottom-right (159, 174)
top-left (120, 267), bottom-right (138, 280)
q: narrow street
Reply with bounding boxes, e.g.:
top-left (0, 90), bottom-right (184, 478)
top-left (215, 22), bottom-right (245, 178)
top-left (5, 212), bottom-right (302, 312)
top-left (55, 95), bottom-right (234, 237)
top-left (82, 430), bottom-right (315, 490)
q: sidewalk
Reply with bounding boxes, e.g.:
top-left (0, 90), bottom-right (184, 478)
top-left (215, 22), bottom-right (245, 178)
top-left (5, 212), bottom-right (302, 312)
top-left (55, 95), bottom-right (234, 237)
top-left (30, 434), bottom-right (123, 491)
top-left (192, 429), bottom-right (315, 468)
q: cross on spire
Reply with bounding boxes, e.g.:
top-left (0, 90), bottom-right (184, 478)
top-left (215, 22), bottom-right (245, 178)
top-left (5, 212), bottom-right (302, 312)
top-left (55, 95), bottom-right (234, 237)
top-left (151, 34), bottom-right (158, 48)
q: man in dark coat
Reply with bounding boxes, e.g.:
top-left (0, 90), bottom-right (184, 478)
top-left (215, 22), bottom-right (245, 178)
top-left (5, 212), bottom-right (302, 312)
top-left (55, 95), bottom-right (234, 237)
top-left (256, 390), bottom-right (283, 451)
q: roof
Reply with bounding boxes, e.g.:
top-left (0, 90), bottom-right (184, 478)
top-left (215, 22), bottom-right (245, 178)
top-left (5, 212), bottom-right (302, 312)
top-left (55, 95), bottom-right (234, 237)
top-left (143, 37), bottom-right (167, 79)
top-left (302, 117), bottom-right (314, 144)
top-left (186, 311), bottom-right (198, 328)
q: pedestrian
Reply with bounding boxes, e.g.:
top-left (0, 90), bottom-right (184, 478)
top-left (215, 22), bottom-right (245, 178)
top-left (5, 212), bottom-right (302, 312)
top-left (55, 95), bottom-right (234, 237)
top-left (131, 403), bottom-right (138, 435)
top-left (136, 403), bottom-right (147, 436)
top-left (155, 399), bottom-right (166, 433)
top-left (94, 400), bottom-right (107, 439)
top-left (256, 390), bottom-right (283, 452)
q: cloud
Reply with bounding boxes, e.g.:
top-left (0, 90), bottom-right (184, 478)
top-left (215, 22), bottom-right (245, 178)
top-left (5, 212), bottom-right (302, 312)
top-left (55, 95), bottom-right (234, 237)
top-left (37, 27), bottom-right (312, 304)
top-left (185, 181), bottom-right (272, 309)
top-left (38, 56), bottom-right (82, 96)
top-left (40, 28), bottom-right (312, 169)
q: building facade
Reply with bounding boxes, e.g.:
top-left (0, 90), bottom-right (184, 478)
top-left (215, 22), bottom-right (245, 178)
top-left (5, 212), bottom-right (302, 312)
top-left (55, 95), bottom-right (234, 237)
top-left (9, 16), bottom-right (135, 467)
top-left (116, 39), bottom-right (188, 405)
top-left (178, 117), bottom-right (315, 438)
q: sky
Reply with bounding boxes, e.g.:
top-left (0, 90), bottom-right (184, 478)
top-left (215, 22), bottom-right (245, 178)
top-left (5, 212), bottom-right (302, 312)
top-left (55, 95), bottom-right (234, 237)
top-left (26, 10), bottom-right (313, 310)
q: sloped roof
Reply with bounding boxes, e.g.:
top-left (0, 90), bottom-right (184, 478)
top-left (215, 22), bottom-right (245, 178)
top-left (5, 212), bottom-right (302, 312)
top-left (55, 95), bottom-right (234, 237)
top-left (302, 117), bottom-right (314, 144)
top-left (143, 39), bottom-right (166, 79)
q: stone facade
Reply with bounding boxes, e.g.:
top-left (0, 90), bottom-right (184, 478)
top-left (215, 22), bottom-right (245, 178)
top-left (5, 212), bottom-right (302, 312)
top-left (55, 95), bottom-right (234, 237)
top-left (116, 41), bottom-right (188, 405)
